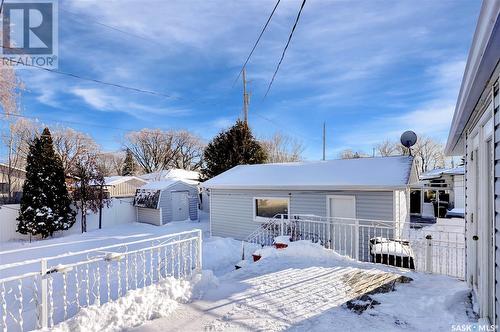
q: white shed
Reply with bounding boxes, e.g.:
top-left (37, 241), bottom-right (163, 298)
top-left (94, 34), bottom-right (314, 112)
top-left (134, 179), bottom-right (198, 226)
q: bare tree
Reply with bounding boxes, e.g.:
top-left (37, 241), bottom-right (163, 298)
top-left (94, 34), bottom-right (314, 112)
top-left (171, 130), bottom-right (204, 171)
top-left (0, 55), bottom-right (22, 116)
top-left (374, 140), bottom-right (399, 157)
top-left (124, 129), bottom-right (203, 173)
top-left (1, 119), bottom-right (36, 203)
top-left (338, 149), bottom-right (367, 159)
top-left (0, 54), bottom-right (25, 203)
top-left (412, 136), bottom-right (445, 173)
top-left (261, 132), bottom-right (304, 163)
top-left (51, 127), bottom-right (99, 175)
top-left (72, 152), bottom-right (110, 233)
top-left (97, 151), bottom-right (125, 176)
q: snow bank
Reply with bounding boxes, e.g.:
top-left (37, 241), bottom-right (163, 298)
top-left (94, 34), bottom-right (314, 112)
top-left (255, 240), bottom-right (347, 262)
top-left (202, 237), bottom-right (247, 276)
top-left (48, 271), bottom-right (217, 332)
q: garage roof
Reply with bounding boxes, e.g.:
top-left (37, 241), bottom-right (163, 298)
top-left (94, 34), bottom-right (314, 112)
top-left (201, 156), bottom-right (415, 190)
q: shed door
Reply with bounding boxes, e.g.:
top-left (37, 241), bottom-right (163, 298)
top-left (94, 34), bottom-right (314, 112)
top-left (171, 191), bottom-right (189, 221)
top-left (328, 196), bottom-right (357, 258)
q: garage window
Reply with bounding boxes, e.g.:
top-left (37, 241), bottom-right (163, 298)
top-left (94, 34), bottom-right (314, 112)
top-left (254, 197), bottom-right (289, 221)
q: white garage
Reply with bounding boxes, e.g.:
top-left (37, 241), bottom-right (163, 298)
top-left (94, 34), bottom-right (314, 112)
top-left (134, 179), bottom-right (199, 225)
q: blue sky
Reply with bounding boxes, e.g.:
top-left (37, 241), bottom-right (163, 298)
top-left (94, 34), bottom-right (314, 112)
top-left (14, 0), bottom-right (481, 160)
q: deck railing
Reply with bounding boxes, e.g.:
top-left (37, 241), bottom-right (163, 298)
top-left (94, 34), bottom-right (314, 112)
top-left (243, 214), bottom-right (465, 279)
top-left (0, 229), bottom-right (202, 332)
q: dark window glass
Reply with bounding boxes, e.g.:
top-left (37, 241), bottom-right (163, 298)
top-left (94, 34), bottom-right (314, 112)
top-left (255, 198), bottom-right (288, 218)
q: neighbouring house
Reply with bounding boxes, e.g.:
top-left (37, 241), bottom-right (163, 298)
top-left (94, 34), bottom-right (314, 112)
top-left (102, 176), bottom-right (148, 198)
top-left (134, 179), bottom-right (198, 226)
top-left (201, 156), bottom-right (417, 259)
top-left (410, 166), bottom-right (465, 219)
top-left (0, 162), bottom-right (26, 204)
top-left (445, 0), bottom-right (499, 325)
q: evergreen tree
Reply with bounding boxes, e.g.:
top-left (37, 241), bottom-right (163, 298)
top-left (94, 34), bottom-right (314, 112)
top-left (201, 120), bottom-right (267, 180)
top-left (121, 148), bottom-right (135, 176)
top-left (17, 128), bottom-right (76, 238)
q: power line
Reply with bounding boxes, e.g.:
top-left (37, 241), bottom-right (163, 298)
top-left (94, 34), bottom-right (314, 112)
top-left (264, 0), bottom-right (307, 98)
top-left (233, 0), bottom-right (281, 85)
top-left (60, 8), bottom-right (164, 47)
top-left (0, 48), bottom-right (231, 108)
top-left (1, 55), bottom-right (177, 100)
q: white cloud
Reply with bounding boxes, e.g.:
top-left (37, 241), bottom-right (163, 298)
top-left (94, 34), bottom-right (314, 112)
top-left (69, 87), bottom-right (189, 119)
top-left (338, 59), bottom-right (467, 149)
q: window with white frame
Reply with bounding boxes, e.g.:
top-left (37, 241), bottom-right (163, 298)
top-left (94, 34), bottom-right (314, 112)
top-left (253, 197), bottom-right (289, 221)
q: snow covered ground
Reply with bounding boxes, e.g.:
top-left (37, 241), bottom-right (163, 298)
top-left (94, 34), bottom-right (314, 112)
top-left (132, 241), bottom-right (474, 332)
top-left (1, 214), bottom-right (474, 332)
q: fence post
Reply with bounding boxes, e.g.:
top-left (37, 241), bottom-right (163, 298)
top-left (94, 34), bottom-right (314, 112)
top-left (354, 219), bottom-right (359, 261)
top-left (425, 235), bottom-right (432, 273)
top-left (40, 259), bottom-right (48, 329)
top-left (196, 229), bottom-right (203, 272)
top-left (280, 214), bottom-right (284, 236)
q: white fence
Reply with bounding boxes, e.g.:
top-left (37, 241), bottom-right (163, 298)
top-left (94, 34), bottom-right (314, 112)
top-left (244, 214), bottom-right (465, 279)
top-left (0, 229), bottom-right (202, 332)
top-left (0, 197), bottom-right (137, 243)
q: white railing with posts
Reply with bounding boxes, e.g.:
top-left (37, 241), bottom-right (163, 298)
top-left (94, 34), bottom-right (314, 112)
top-left (0, 229), bottom-right (202, 332)
top-left (243, 214), bottom-right (465, 279)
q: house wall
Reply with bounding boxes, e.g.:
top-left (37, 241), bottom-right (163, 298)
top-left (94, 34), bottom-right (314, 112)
top-left (493, 73), bottom-right (500, 327)
top-left (210, 189), bottom-right (395, 241)
top-left (109, 179), bottom-right (146, 197)
top-left (137, 207), bottom-right (162, 226)
top-left (464, 63), bottom-right (499, 325)
top-left (157, 182), bottom-right (198, 223)
top-left (453, 174), bottom-right (465, 209)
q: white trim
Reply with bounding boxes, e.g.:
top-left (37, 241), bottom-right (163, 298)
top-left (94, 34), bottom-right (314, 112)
top-left (209, 189), bottom-right (212, 237)
top-left (466, 97), bottom-right (496, 323)
top-left (202, 185), bottom-right (408, 191)
top-left (325, 195), bottom-right (357, 219)
top-left (252, 196), bottom-right (290, 223)
top-left (159, 207), bottom-right (163, 225)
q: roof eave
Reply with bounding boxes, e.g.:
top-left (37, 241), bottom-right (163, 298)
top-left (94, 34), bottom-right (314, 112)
top-left (201, 185), bottom-right (408, 191)
top-left (445, 4), bottom-right (500, 155)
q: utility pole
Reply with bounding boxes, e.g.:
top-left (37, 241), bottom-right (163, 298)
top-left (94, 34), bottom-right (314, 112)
top-left (322, 122), bottom-right (326, 161)
top-left (242, 67), bottom-right (250, 124)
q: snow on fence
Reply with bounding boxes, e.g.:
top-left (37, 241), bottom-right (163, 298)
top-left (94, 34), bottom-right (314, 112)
top-left (0, 197), bottom-right (136, 243)
top-left (244, 214), bottom-right (465, 280)
top-left (0, 229), bottom-right (202, 332)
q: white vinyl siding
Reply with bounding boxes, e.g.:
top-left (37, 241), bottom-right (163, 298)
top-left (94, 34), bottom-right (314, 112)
top-left (137, 207), bottom-right (162, 226)
top-left (210, 189), bottom-right (394, 241)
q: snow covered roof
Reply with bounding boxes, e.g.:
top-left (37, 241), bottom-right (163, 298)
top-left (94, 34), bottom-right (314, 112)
top-left (202, 156), bottom-right (414, 190)
top-left (138, 178), bottom-right (197, 191)
top-left (139, 169), bottom-right (200, 183)
top-left (419, 166), bottom-right (464, 180)
top-left (104, 176), bottom-right (147, 186)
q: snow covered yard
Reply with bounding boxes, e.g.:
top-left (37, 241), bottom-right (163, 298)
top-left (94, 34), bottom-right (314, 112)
top-left (133, 241), bottom-right (474, 332)
top-left (0, 212), bottom-right (222, 277)
top-left (1, 214), bottom-right (474, 332)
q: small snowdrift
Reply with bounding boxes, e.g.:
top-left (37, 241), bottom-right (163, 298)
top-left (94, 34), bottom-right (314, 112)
top-left (203, 237), bottom-right (258, 276)
top-left (48, 271), bottom-right (218, 332)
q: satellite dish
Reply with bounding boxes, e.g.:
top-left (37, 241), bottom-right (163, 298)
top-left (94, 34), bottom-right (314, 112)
top-left (400, 131), bottom-right (417, 156)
